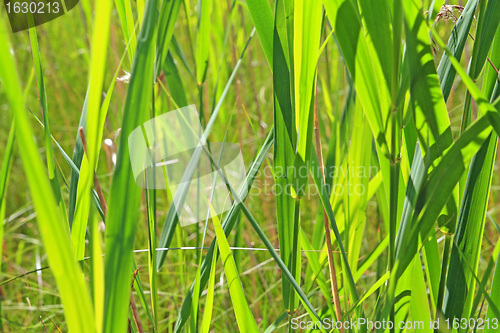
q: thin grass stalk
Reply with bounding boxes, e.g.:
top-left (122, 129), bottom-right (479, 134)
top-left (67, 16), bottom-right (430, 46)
top-left (130, 268), bottom-right (145, 333)
top-left (313, 95), bottom-right (344, 329)
top-left (388, 158), bottom-right (399, 329)
top-left (145, 174), bottom-right (158, 331)
top-left (389, 1), bottom-right (403, 328)
top-left (146, 91), bottom-right (158, 332)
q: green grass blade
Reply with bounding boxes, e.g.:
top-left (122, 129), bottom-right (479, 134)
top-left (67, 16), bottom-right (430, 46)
top-left (468, 0), bottom-right (500, 81)
top-left (286, 0), bottom-right (323, 314)
top-left (292, 0), bottom-right (322, 198)
top-left (71, 0), bottom-right (115, 260)
top-left (409, 256), bottom-right (432, 333)
top-left (132, 269), bottom-right (155, 327)
top-left (442, 134), bottom-right (498, 320)
top-left (0, 18), bottom-right (96, 333)
top-left (358, 0), bottom-right (393, 92)
top-left (195, 0), bottom-right (211, 84)
top-left (430, 28), bottom-right (500, 132)
top-left (483, 25), bottom-right (500, 100)
top-left (115, 0), bottom-right (138, 61)
top-left (273, 0), bottom-right (296, 311)
top-left (299, 227), bottom-right (334, 316)
top-left (0, 121), bottom-right (14, 330)
top-left (440, 18), bottom-right (500, 321)
top-left (164, 51), bottom-right (188, 107)
top-left (323, 0), bottom-right (391, 159)
top-left (384, 117), bottom-right (497, 324)
top-left (210, 205), bottom-right (259, 332)
top-left (89, 209), bottom-right (104, 333)
top-left (68, 92), bottom-right (88, 227)
top-left (436, 0), bottom-right (479, 101)
top-left (245, 0), bottom-right (274, 68)
top-left (28, 26), bottom-right (68, 227)
top-left (0, 121), bottom-right (15, 263)
top-left (145, 185), bottom-right (158, 330)
top-left (394, 116), bottom-right (494, 281)
top-left (102, 0), bottom-right (158, 331)
top-left (200, 246), bottom-right (218, 333)
top-left (154, 0), bottom-right (181, 77)
top-left (461, 0), bottom-right (500, 133)
top-left (403, 0), bottom-right (453, 166)
top-left (485, 252), bottom-right (500, 333)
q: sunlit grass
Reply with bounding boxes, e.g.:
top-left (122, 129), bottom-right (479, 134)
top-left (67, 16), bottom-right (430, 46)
top-left (0, 0), bottom-right (499, 332)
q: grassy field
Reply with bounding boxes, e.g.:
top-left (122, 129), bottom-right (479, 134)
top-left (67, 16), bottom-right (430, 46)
top-left (0, 0), bottom-right (500, 332)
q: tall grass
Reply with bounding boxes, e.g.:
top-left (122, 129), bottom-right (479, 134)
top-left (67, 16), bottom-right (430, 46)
top-left (0, 0), bottom-right (500, 332)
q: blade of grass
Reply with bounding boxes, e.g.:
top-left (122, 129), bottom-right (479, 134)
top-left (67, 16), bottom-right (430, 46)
top-left (68, 92), bottom-right (88, 228)
top-left (409, 256), bottom-right (432, 333)
top-left (102, 0), bottom-right (159, 331)
top-left (287, 0), bottom-right (323, 316)
top-left (403, 0), bottom-right (453, 167)
top-left (436, 0), bottom-right (479, 101)
top-left (210, 204), bottom-right (259, 332)
top-left (0, 120), bottom-right (14, 331)
top-left (0, 17), bottom-right (96, 333)
top-left (245, 0), bottom-right (273, 68)
top-left (460, 0), bottom-right (500, 136)
top-left (89, 208), bottom-right (104, 333)
top-left (28, 25), bottom-right (68, 228)
top-left (195, 0), bottom-right (211, 84)
top-left (273, 0), bottom-right (296, 311)
top-left (163, 51), bottom-right (188, 107)
top-left (485, 252), bottom-right (500, 333)
top-left (384, 117), bottom-right (497, 328)
top-left (442, 105), bottom-right (499, 322)
top-left (154, 0), bottom-right (181, 77)
top-left (145, 170), bottom-right (158, 331)
top-left (200, 246), bottom-right (218, 333)
top-left (71, 0), bottom-right (115, 260)
top-left (323, 0), bottom-right (392, 159)
top-left (115, 0), bottom-right (138, 61)
top-left (0, 121), bottom-right (15, 265)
